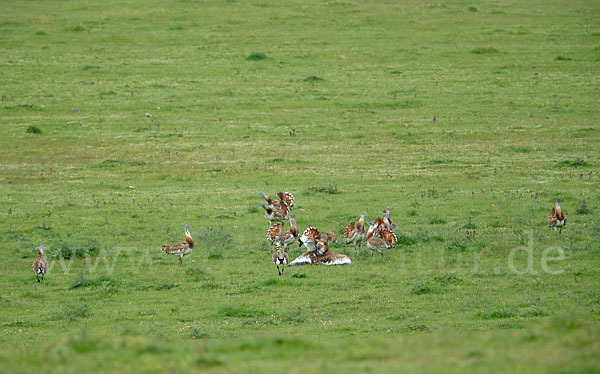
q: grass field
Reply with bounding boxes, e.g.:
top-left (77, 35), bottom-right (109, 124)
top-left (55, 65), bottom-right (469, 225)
top-left (1, 0), bottom-right (600, 372)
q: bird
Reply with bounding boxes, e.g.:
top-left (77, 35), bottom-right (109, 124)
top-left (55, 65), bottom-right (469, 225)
top-left (298, 226), bottom-right (321, 253)
top-left (258, 191), bottom-right (295, 211)
top-left (345, 212), bottom-right (367, 252)
top-left (289, 239), bottom-right (351, 266)
top-left (371, 216), bottom-right (398, 247)
top-left (372, 217), bottom-right (386, 231)
top-left (32, 245), bottom-right (48, 282)
top-left (272, 236), bottom-right (289, 276)
top-left (161, 225), bottom-right (194, 266)
top-left (382, 206), bottom-right (396, 231)
top-left (266, 214), bottom-right (299, 251)
top-left (259, 202), bottom-right (289, 225)
top-left (321, 231), bottom-right (338, 244)
top-left (365, 222), bottom-right (396, 257)
top-left (549, 198), bottom-right (567, 233)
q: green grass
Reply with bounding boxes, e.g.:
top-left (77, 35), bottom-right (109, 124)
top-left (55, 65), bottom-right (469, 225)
top-left (1, 0), bottom-right (600, 372)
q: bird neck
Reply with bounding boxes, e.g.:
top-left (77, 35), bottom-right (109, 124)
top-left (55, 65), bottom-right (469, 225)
top-left (357, 217), bottom-right (364, 231)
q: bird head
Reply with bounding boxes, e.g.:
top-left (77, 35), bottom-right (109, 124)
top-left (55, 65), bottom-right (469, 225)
top-left (184, 225), bottom-right (191, 237)
top-left (38, 245), bottom-right (44, 254)
top-left (556, 198), bottom-right (561, 204)
top-left (316, 240), bottom-right (329, 254)
top-left (316, 241), bottom-right (326, 253)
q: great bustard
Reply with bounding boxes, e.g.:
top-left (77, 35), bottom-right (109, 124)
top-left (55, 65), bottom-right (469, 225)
top-left (259, 202), bottom-right (289, 226)
top-left (271, 236), bottom-right (289, 276)
top-left (161, 225), bottom-right (194, 266)
top-left (266, 214), bottom-right (299, 252)
top-left (548, 198), bottom-right (567, 233)
top-left (382, 206), bottom-right (396, 231)
top-left (32, 245), bottom-right (48, 282)
top-left (345, 212), bottom-right (367, 252)
top-left (289, 238), bottom-right (351, 266)
top-left (298, 226), bottom-right (321, 253)
top-left (258, 191), bottom-right (295, 211)
top-left (365, 222), bottom-right (396, 257)
top-left (321, 231), bottom-right (338, 244)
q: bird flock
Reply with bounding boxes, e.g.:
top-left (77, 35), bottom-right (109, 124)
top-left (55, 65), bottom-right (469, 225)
top-left (30, 194), bottom-right (568, 281)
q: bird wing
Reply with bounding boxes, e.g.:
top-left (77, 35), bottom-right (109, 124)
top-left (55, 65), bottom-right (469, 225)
top-left (277, 191), bottom-right (295, 208)
top-left (32, 259), bottom-right (40, 273)
top-left (323, 253), bottom-right (351, 266)
top-left (259, 191), bottom-right (281, 208)
top-left (300, 227), bottom-right (320, 252)
top-left (321, 249), bottom-right (351, 265)
top-left (288, 252), bottom-right (315, 266)
top-left (379, 230), bottom-right (397, 245)
top-left (345, 222), bottom-right (356, 239)
top-left (279, 231), bottom-right (295, 243)
top-left (267, 223), bottom-right (283, 243)
top-left (301, 227), bottom-right (320, 242)
top-left (549, 208), bottom-right (557, 226)
top-left (290, 249), bottom-right (350, 266)
top-left (162, 241), bottom-right (189, 254)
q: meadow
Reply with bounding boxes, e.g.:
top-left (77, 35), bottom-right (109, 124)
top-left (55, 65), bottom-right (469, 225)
top-left (1, 0), bottom-right (599, 372)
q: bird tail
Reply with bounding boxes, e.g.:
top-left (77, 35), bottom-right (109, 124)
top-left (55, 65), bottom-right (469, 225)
top-left (161, 245), bottom-right (170, 252)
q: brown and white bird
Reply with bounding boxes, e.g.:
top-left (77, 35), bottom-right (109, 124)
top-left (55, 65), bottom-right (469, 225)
top-left (321, 231), bottom-right (338, 244)
top-left (266, 214), bottom-right (299, 251)
top-left (365, 222), bottom-right (396, 257)
top-left (161, 225), bottom-right (194, 266)
top-left (259, 202), bottom-right (289, 225)
top-left (298, 226), bottom-right (321, 253)
top-left (258, 191), bottom-right (295, 211)
top-left (271, 236), bottom-right (289, 276)
top-left (345, 212), bottom-right (367, 252)
top-left (548, 198), bottom-right (567, 233)
top-left (289, 239), bottom-right (351, 266)
top-left (382, 206), bottom-right (396, 231)
top-left (32, 245), bottom-right (48, 282)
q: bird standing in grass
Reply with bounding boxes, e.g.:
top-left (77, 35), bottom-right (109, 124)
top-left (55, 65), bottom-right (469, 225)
top-left (161, 225), bottom-right (194, 266)
top-left (272, 236), bottom-right (288, 276)
top-left (345, 212), bottom-right (367, 252)
top-left (549, 198), bottom-right (567, 233)
top-left (267, 214), bottom-right (299, 252)
top-left (32, 245), bottom-right (48, 282)
top-left (382, 206), bottom-right (396, 231)
top-left (365, 222), bottom-right (396, 257)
